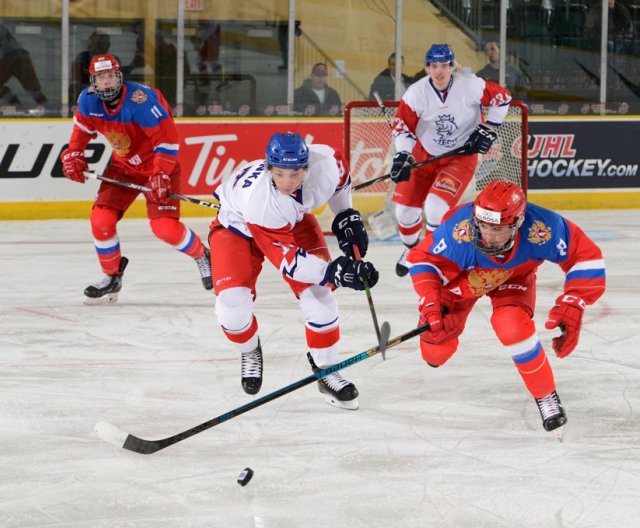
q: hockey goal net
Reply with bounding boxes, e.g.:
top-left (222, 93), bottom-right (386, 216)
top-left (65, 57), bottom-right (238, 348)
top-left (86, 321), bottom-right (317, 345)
top-left (344, 100), bottom-right (529, 210)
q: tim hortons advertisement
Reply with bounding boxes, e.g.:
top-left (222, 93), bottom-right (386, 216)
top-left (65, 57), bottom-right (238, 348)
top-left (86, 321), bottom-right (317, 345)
top-left (0, 120), bottom-right (343, 202)
top-left (525, 120), bottom-right (639, 190)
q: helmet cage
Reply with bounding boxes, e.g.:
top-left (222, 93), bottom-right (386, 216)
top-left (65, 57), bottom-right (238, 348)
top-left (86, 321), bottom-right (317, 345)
top-left (471, 181), bottom-right (526, 256)
top-left (89, 55), bottom-right (123, 102)
top-left (471, 214), bottom-right (523, 256)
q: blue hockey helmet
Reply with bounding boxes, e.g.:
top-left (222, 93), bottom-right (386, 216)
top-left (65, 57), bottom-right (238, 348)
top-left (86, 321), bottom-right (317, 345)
top-left (425, 44), bottom-right (455, 66)
top-left (266, 132), bottom-right (309, 169)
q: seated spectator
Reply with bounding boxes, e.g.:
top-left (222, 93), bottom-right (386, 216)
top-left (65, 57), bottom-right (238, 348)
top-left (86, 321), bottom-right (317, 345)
top-left (585, 0), bottom-right (634, 52)
top-left (476, 40), bottom-right (528, 99)
top-left (0, 23), bottom-right (48, 106)
top-left (70, 31), bottom-right (111, 104)
top-left (368, 52), bottom-right (412, 101)
top-left (294, 62), bottom-right (342, 116)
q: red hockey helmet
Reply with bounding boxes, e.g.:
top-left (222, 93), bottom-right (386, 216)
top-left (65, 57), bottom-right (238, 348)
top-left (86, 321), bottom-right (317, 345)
top-left (89, 53), bottom-right (123, 102)
top-left (472, 180), bottom-right (526, 255)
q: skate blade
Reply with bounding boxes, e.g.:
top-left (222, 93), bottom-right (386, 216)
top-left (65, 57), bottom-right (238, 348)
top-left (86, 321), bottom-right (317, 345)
top-left (553, 427), bottom-right (564, 442)
top-left (323, 394), bottom-right (359, 411)
top-left (83, 292), bottom-right (119, 305)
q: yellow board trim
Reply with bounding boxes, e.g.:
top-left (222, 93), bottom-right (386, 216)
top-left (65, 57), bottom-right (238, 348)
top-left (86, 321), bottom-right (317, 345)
top-left (1, 190), bottom-right (638, 220)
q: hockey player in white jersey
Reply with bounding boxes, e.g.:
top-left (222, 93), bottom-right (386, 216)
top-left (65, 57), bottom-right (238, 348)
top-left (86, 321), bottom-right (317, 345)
top-left (390, 43), bottom-right (512, 277)
top-left (209, 132), bottom-right (379, 410)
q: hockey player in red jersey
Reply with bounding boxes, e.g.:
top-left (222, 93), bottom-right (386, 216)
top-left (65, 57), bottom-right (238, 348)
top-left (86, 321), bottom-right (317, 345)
top-left (390, 43), bottom-right (512, 277)
top-left (209, 132), bottom-right (378, 410)
top-left (406, 180), bottom-right (606, 432)
top-left (59, 54), bottom-right (211, 303)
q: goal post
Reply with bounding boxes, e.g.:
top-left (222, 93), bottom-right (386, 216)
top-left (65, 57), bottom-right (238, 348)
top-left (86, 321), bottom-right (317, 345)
top-left (343, 99), bottom-right (529, 217)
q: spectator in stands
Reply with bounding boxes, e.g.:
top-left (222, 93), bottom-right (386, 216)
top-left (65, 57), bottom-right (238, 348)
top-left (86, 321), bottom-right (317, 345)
top-left (294, 62), bottom-right (342, 116)
top-left (585, 0), bottom-right (634, 52)
top-left (368, 52), bottom-right (413, 101)
top-left (0, 24), bottom-right (48, 106)
top-left (70, 30), bottom-right (111, 104)
top-left (154, 33), bottom-right (190, 107)
top-left (476, 40), bottom-right (529, 100)
top-left (192, 21), bottom-right (221, 75)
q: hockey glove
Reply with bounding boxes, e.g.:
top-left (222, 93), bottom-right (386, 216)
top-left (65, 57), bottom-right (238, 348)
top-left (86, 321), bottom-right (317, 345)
top-left (418, 290), bottom-right (457, 344)
top-left (149, 172), bottom-right (173, 204)
top-left (324, 256), bottom-right (379, 291)
top-left (544, 294), bottom-right (586, 358)
top-left (60, 149), bottom-right (88, 183)
top-left (331, 208), bottom-right (369, 259)
top-left (389, 151), bottom-right (415, 184)
top-left (464, 124), bottom-right (498, 154)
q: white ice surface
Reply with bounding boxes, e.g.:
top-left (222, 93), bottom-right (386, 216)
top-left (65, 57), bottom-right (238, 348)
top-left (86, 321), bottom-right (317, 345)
top-left (1, 211), bottom-right (639, 527)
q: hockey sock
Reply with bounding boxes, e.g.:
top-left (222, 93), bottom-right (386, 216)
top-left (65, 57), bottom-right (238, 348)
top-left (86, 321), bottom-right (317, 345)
top-left (150, 217), bottom-right (205, 259)
top-left (90, 206), bottom-right (122, 275)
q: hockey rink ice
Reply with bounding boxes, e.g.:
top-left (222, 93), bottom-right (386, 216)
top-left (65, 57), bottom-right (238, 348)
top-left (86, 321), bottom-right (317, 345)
top-left (1, 210), bottom-right (639, 527)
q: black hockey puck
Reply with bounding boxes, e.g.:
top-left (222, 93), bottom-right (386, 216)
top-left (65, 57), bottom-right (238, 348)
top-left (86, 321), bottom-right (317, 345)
top-left (237, 467), bottom-right (254, 486)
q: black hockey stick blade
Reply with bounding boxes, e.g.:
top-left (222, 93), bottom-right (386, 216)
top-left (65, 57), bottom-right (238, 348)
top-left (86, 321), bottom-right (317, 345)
top-left (378, 321), bottom-right (391, 361)
top-left (83, 171), bottom-right (220, 210)
top-left (352, 145), bottom-right (468, 191)
top-left (95, 322), bottom-right (429, 455)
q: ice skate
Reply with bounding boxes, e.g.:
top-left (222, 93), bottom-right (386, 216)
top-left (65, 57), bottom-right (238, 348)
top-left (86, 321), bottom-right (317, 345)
top-left (535, 390), bottom-right (567, 433)
top-left (395, 246), bottom-right (411, 277)
top-left (196, 247), bottom-right (213, 290)
top-left (241, 340), bottom-right (263, 395)
top-left (307, 353), bottom-right (359, 410)
top-left (83, 256), bottom-right (129, 304)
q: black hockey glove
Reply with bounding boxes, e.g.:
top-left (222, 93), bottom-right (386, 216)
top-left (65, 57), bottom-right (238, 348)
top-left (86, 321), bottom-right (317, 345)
top-left (324, 256), bottom-right (379, 291)
top-left (389, 151), bottom-right (415, 183)
top-left (331, 208), bottom-right (369, 259)
top-left (464, 124), bottom-right (498, 154)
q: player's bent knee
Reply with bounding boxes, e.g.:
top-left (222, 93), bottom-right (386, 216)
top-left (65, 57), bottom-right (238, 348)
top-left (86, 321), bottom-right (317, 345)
top-left (395, 204), bottom-right (422, 226)
top-left (90, 205), bottom-right (119, 238)
top-left (299, 285), bottom-right (338, 327)
top-left (215, 287), bottom-right (254, 331)
top-left (420, 338), bottom-right (458, 367)
top-left (424, 193), bottom-right (450, 230)
top-left (491, 305), bottom-right (535, 346)
top-left (149, 217), bottom-right (182, 244)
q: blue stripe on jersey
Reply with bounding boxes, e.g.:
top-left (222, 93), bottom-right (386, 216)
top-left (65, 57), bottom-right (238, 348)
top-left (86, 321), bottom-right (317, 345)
top-left (153, 145), bottom-right (179, 157)
top-left (307, 316), bottom-right (339, 329)
top-left (512, 340), bottom-right (542, 364)
top-left (409, 263), bottom-right (439, 278)
top-left (566, 268), bottom-right (606, 281)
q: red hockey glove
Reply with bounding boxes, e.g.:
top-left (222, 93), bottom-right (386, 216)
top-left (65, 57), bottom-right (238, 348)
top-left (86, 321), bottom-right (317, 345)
top-left (60, 149), bottom-right (88, 183)
top-left (148, 172), bottom-right (173, 204)
top-left (544, 294), bottom-right (586, 358)
top-left (418, 290), bottom-right (457, 344)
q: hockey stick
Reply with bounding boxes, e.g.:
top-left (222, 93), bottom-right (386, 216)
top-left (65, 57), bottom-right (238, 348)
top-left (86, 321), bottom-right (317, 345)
top-left (353, 244), bottom-right (389, 360)
top-left (372, 91), bottom-right (395, 129)
top-left (83, 171), bottom-right (220, 210)
top-left (95, 322), bottom-right (428, 455)
top-left (352, 145), bottom-right (469, 191)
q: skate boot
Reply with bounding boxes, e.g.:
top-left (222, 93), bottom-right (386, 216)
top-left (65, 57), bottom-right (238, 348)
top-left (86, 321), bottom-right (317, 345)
top-left (196, 247), bottom-right (213, 290)
top-left (83, 256), bottom-right (129, 304)
top-left (395, 242), bottom-right (418, 277)
top-left (535, 390), bottom-right (567, 432)
top-left (307, 352), bottom-right (359, 410)
top-left (240, 340), bottom-right (263, 395)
